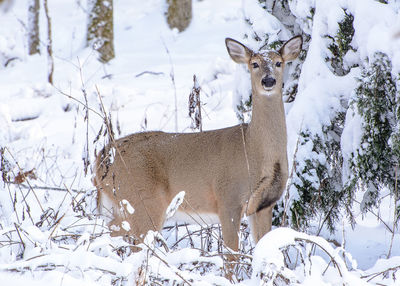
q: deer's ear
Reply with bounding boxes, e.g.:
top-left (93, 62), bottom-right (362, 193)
top-left (280, 35), bottom-right (302, 62)
top-left (225, 38), bottom-right (252, 64)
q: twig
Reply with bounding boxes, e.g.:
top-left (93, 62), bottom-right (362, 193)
top-left (54, 85), bottom-right (103, 118)
top-left (13, 223), bottom-right (25, 252)
top-left (176, 199), bottom-right (239, 257)
top-left (281, 122), bottom-right (303, 227)
top-left (316, 201), bottom-right (339, 236)
top-left (4, 57), bottom-right (20, 67)
top-left (183, 223), bottom-right (195, 248)
top-left (361, 264), bottom-right (400, 282)
top-left (294, 237), bottom-right (343, 278)
top-left (135, 71), bottom-right (164, 78)
top-left (48, 214), bottom-right (65, 239)
top-left (96, 85), bottom-right (115, 142)
top-left (7, 183), bottom-right (89, 193)
top-left (188, 75), bottom-right (202, 132)
top-left (240, 124), bottom-right (252, 217)
top-left (87, 216), bottom-right (98, 251)
top-left (352, 198), bottom-right (393, 233)
top-left (161, 38), bottom-right (178, 132)
top-left (6, 183), bottom-right (21, 224)
top-left (387, 164), bottom-right (398, 258)
top-left (169, 224), bottom-right (218, 249)
top-left (140, 239), bottom-right (193, 285)
top-left (4, 147), bottom-right (45, 214)
top-left (78, 58), bottom-right (90, 176)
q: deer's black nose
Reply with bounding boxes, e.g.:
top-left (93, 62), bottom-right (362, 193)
top-left (262, 77), bottom-right (276, 88)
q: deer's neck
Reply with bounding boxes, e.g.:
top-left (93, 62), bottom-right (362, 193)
top-left (246, 92), bottom-right (287, 165)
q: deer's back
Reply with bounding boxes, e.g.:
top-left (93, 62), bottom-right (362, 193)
top-left (95, 124), bottom-right (250, 213)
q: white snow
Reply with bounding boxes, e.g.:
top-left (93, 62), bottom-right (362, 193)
top-left (166, 191), bottom-right (185, 220)
top-left (0, 0), bottom-right (399, 285)
top-left (121, 199), bottom-right (134, 215)
top-left (121, 221), bottom-right (131, 231)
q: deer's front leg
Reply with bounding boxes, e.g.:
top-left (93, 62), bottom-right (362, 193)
top-left (218, 204), bottom-right (242, 252)
top-left (249, 203), bottom-right (274, 243)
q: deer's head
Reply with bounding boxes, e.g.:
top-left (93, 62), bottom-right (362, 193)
top-left (226, 36), bottom-right (302, 98)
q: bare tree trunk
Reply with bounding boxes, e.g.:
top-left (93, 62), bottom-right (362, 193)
top-left (166, 0), bottom-right (192, 32)
top-left (28, 0), bottom-right (40, 55)
top-left (43, 0), bottom-right (53, 84)
top-left (87, 0), bottom-right (115, 63)
top-left (0, 0), bottom-right (14, 12)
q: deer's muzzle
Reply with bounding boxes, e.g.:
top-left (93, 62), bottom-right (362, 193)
top-left (262, 76), bottom-right (276, 88)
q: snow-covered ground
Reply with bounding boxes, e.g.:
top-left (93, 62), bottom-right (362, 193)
top-left (0, 0), bottom-right (399, 285)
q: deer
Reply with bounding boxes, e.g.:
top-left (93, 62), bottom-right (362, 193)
top-left (94, 35), bottom-right (302, 254)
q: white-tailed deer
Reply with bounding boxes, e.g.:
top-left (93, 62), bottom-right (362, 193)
top-left (94, 35), bottom-right (302, 252)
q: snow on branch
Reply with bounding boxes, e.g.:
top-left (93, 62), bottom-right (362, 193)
top-left (251, 228), bottom-right (367, 285)
top-left (166, 191), bottom-right (185, 220)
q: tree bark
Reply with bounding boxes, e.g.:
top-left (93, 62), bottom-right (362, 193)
top-left (28, 0), bottom-right (40, 55)
top-left (43, 0), bottom-right (53, 84)
top-left (87, 0), bottom-right (115, 63)
top-left (166, 0), bottom-right (192, 32)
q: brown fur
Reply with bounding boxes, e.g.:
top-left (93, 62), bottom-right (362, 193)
top-left (94, 36), bottom-right (302, 251)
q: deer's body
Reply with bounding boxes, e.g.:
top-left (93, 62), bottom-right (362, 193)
top-left (94, 36), bottom-right (302, 251)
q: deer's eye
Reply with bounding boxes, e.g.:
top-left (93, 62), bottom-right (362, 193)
top-left (276, 62), bottom-right (282, 67)
top-left (252, 62), bottom-right (259, 69)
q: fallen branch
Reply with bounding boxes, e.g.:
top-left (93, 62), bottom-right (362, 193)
top-left (361, 264), bottom-right (400, 282)
top-left (135, 71), bottom-right (164, 77)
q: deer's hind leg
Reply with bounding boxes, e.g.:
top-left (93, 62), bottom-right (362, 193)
top-left (127, 183), bottom-right (170, 243)
top-left (100, 177), bottom-right (170, 245)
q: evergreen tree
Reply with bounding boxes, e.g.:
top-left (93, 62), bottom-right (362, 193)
top-left (284, 9), bottom-right (357, 232)
top-left (325, 9), bottom-right (355, 76)
top-left (348, 52), bottom-right (399, 219)
top-left (288, 116), bottom-right (350, 232)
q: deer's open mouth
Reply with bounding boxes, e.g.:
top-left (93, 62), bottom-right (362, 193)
top-left (263, 86), bottom-right (274, 92)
